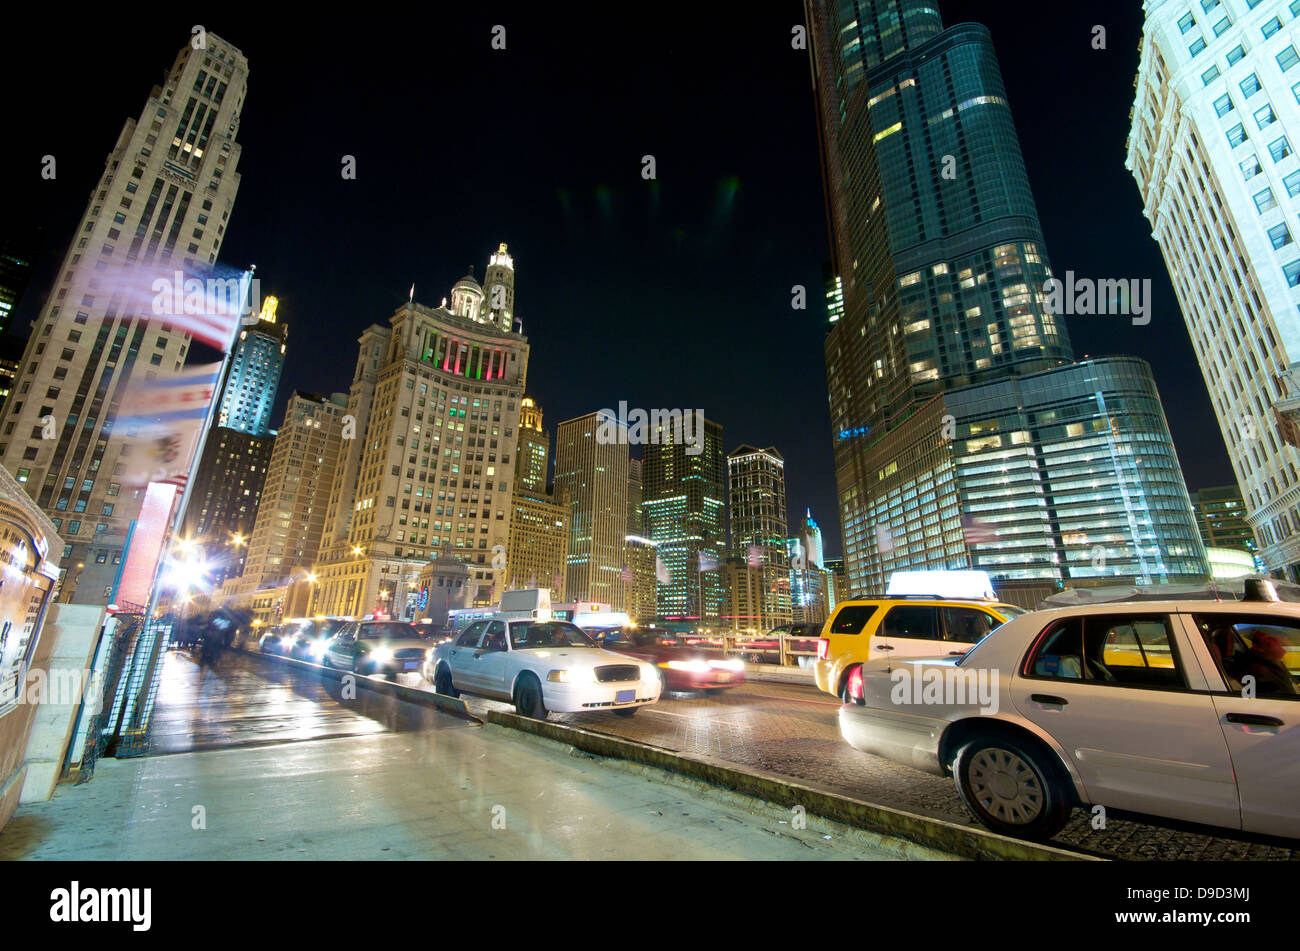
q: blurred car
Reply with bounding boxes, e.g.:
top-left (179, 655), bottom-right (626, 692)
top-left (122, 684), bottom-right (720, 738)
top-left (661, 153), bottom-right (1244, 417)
top-left (425, 616), bottom-right (660, 719)
top-left (815, 597), bottom-right (1026, 702)
top-left (838, 594), bottom-right (1300, 841)
top-left (602, 627), bottom-right (745, 692)
top-left (257, 624), bottom-right (296, 655)
top-left (322, 620), bottom-right (433, 678)
top-left (734, 623), bottom-right (824, 665)
top-left (288, 616), bottom-right (353, 661)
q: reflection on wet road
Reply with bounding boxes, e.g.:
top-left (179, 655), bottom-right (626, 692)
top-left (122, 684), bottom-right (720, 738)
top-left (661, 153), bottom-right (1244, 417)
top-left (148, 649), bottom-right (449, 754)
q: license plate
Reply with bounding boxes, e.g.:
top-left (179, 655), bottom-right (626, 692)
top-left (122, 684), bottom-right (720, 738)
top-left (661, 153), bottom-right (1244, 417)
top-left (404, 661), bottom-right (419, 670)
top-left (616, 689), bottom-right (635, 703)
top-left (716, 673), bottom-right (731, 682)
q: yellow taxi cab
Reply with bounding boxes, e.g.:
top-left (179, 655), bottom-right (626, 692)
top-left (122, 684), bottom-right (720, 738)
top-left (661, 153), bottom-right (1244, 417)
top-left (814, 570), bottom-right (1027, 701)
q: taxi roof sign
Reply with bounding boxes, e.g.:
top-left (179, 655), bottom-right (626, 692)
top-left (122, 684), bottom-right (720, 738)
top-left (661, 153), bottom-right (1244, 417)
top-left (885, 570), bottom-right (997, 601)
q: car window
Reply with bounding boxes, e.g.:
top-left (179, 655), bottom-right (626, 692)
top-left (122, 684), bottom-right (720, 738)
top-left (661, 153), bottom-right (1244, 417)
top-left (509, 621), bottom-right (597, 649)
top-left (456, 622), bottom-right (486, 647)
top-left (941, 607), bottom-right (996, 644)
top-left (1026, 614), bottom-right (1185, 689)
top-left (359, 622), bottom-right (421, 640)
top-left (882, 605), bottom-right (938, 640)
top-left (829, 605), bottom-right (877, 635)
top-left (483, 621), bottom-right (507, 652)
top-left (1193, 613), bottom-right (1300, 698)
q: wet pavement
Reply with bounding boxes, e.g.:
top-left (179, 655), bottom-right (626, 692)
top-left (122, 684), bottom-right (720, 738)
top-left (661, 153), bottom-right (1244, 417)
top-left (147, 650), bottom-right (441, 754)
top-left (458, 678), bottom-right (1300, 861)
top-left (0, 650), bottom-right (945, 860)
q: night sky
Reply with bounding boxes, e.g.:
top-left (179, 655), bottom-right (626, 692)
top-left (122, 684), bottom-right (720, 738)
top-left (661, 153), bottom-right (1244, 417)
top-left (6, 1), bottom-right (1232, 560)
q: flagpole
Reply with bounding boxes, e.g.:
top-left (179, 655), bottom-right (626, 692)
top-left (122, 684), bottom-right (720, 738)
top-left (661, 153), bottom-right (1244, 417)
top-left (109, 266), bottom-right (253, 748)
top-left (140, 265), bottom-right (253, 623)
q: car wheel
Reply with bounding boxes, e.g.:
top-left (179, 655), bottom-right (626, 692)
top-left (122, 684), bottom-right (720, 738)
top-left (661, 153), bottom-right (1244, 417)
top-left (953, 735), bottom-right (1069, 841)
top-left (514, 674), bottom-right (547, 720)
top-left (615, 707), bottom-right (639, 718)
top-left (838, 665), bottom-right (860, 704)
top-left (433, 665), bottom-right (460, 698)
top-left (658, 668), bottom-right (672, 697)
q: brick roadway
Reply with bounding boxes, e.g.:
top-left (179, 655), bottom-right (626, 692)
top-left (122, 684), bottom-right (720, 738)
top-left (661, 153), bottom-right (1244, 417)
top-left (457, 678), bottom-right (1297, 861)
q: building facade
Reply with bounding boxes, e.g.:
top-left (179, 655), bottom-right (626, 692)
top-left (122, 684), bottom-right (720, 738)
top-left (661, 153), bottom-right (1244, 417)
top-left (1191, 484), bottom-right (1259, 555)
top-left (726, 444), bottom-right (792, 629)
top-left (554, 411), bottom-right (628, 609)
top-left (643, 417), bottom-right (726, 618)
top-left (217, 295), bottom-right (286, 435)
top-left (809, 0), bottom-right (1208, 593)
top-left (220, 391), bottom-right (347, 621)
top-left (0, 33), bottom-right (249, 603)
top-left (1128, 0), bottom-right (1300, 577)
top-left (505, 397), bottom-right (569, 597)
top-left (311, 248), bottom-right (528, 618)
top-left (180, 426), bottom-right (273, 591)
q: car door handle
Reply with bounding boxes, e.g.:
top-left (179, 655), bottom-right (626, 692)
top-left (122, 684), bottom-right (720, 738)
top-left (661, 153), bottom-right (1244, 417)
top-left (1225, 713), bottom-right (1284, 727)
top-left (875, 644), bottom-right (894, 651)
top-left (1031, 694), bottom-right (1068, 706)
top-left (947, 651), bottom-right (967, 656)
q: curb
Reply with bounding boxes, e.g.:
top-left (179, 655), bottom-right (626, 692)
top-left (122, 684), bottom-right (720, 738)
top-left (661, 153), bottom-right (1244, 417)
top-left (484, 709), bottom-right (1097, 862)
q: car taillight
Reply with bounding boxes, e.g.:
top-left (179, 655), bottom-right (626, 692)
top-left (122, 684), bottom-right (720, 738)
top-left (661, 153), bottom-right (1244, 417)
top-left (816, 638), bottom-right (830, 660)
top-left (847, 665), bottom-right (864, 703)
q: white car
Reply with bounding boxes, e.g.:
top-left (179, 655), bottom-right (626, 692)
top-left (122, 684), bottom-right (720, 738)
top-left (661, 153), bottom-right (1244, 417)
top-left (838, 594), bottom-right (1300, 841)
top-left (424, 616), bottom-right (661, 719)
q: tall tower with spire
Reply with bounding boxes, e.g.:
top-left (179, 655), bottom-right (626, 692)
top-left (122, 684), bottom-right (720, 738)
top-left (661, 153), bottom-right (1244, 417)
top-left (482, 243), bottom-right (516, 330)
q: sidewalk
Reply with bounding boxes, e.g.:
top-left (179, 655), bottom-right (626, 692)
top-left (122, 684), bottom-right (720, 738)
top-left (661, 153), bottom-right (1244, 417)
top-left (0, 717), bottom-right (951, 860)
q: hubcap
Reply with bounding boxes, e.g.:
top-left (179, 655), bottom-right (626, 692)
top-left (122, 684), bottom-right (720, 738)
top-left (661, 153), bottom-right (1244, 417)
top-left (968, 747), bottom-right (1044, 825)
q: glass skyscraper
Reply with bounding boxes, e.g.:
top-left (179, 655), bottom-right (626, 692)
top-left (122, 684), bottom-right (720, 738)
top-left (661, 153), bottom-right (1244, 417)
top-left (643, 418), bottom-right (726, 618)
top-left (809, 0), bottom-right (1208, 594)
top-left (218, 295), bottom-right (286, 436)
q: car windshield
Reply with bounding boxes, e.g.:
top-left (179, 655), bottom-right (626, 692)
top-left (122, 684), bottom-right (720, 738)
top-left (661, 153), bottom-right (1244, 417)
top-left (358, 622), bottom-right (423, 640)
top-left (509, 621), bottom-right (596, 649)
top-left (313, 619), bottom-right (349, 638)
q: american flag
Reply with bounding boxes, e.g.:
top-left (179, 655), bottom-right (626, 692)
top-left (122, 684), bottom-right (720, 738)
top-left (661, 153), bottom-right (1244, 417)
top-left (746, 544), bottom-right (762, 568)
top-left (621, 566), bottom-right (634, 583)
top-left (961, 514), bottom-right (999, 546)
top-left (698, 551), bottom-right (720, 572)
top-left (91, 261), bottom-right (250, 353)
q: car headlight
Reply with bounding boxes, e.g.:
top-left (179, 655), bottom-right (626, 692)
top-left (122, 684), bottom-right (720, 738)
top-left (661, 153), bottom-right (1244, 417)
top-left (709, 658), bottom-right (745, 672)
top-left (371, 647), bottom-right (394, 663)
top-left (311, 641), bottom-right (328, 656)
top-left (547, 668), bottom-right (594, 684)
top-left (666, 660), bottom-right (711, 673)
top-left (641, 664), bottom-right (659, 681)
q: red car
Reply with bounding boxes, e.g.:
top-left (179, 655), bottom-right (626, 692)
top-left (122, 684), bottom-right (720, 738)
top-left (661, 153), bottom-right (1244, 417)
top-left (599, 627), bottom-right (745, 692)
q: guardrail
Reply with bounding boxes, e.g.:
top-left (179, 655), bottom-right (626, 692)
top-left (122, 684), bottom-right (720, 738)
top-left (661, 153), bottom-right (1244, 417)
top-left (677, 632), bottom-right (819, 667)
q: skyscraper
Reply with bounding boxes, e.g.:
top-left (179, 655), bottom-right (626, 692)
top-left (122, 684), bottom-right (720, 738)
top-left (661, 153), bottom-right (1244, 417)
top-left (0, 33), bottom-right (248, 602)
top-left (180, 427), bottom-right (272, 591)
top-left (506, 397), bottom-right (570, 597)
top-left (516, 396), bottom-right (549, 495)
top-left (312, 247), bottom-right (528, 618)
top-left (643, 417), bottom-right (726, 618)
top-left (181, 293), bottom-right (286, 589)
top-left (1128, 0), bottom-right (1300, 578)
top-left (554, 411), bottom-right (628, 609)
top-left (217, 295), bottom-right (286, 435)
top-left (726, 444), bottom-right (791, 628)
top-left (0, 238), bottom-right (34, 336)
top-left (810, 0), bottom-right (1208, 594)
top-left (220, 391), bottom-right (348, 622)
